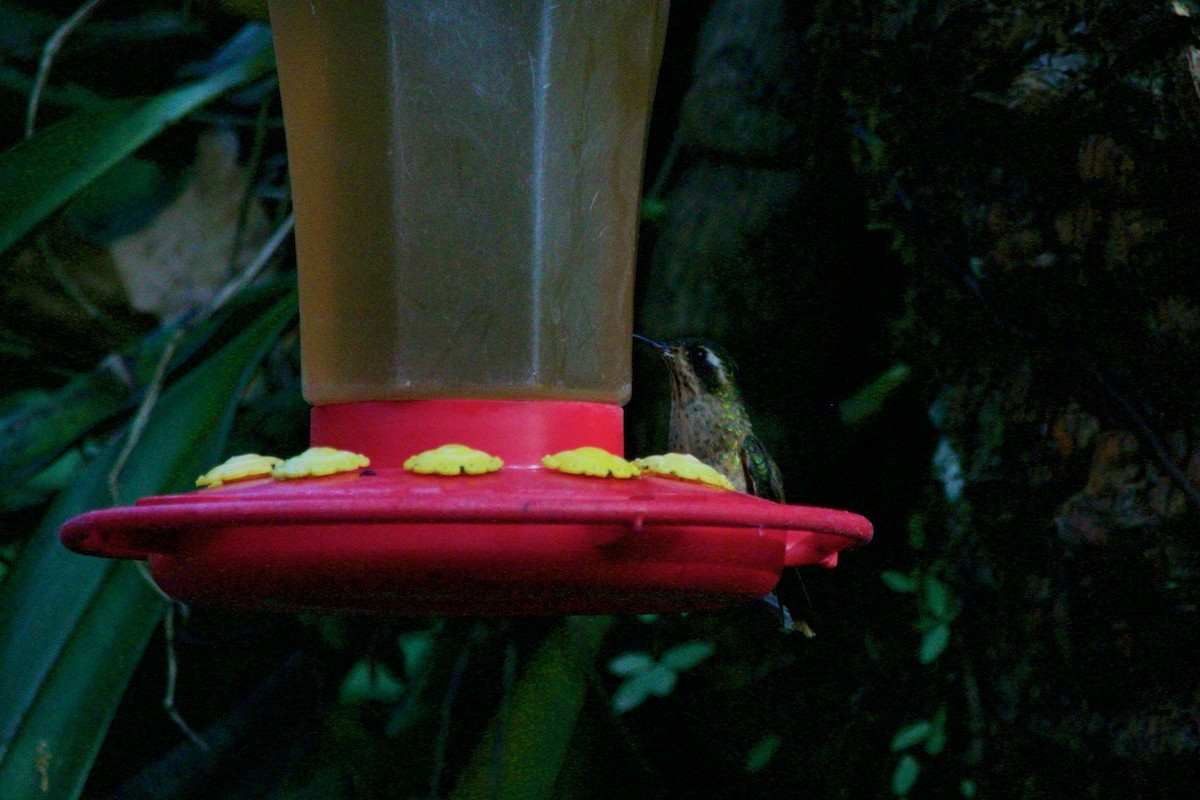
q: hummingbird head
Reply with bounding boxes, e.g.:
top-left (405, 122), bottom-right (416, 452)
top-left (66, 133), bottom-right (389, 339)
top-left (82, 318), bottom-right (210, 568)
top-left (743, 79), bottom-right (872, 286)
top-left (634, 334), bottom-right (740, 402)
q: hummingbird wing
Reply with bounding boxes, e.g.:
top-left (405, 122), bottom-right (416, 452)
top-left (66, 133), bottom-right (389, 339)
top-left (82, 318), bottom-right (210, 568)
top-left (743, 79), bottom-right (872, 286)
top-left (740, 433), bottom-right (786, 503)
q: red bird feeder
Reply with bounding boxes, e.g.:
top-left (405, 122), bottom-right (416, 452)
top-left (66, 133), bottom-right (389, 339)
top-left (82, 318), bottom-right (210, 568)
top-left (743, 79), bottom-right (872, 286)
top-left (60, 0), bottom-right (871, 615)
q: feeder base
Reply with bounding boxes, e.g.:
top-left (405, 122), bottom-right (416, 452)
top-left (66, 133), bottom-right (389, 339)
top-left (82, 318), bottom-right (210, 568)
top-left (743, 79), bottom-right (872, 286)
top-left (60, 400), bottom-right (872, 615)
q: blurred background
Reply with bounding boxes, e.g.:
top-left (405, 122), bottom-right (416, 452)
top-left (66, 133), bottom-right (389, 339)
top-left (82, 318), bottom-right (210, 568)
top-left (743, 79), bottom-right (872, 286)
top-left (2, 1), bottom-right (1199, 797)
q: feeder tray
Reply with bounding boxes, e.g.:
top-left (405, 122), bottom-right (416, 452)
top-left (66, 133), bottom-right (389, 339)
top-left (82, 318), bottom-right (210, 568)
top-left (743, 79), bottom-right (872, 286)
top-left (60, 400), bottom-right (872, 615)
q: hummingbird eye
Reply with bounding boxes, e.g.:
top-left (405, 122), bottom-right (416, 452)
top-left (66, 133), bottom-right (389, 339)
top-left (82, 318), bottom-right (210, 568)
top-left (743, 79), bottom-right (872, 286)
top-left (686, 344), bottom-right (729, 392)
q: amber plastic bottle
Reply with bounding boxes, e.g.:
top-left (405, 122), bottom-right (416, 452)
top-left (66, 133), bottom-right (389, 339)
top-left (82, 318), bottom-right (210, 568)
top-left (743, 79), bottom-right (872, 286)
top-left (269, 0), bottom-right (668, 405)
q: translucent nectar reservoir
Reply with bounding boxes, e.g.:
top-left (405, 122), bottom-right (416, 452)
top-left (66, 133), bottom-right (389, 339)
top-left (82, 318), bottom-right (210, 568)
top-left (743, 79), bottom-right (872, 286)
top-left (269, 0), bottom-right (669, 405)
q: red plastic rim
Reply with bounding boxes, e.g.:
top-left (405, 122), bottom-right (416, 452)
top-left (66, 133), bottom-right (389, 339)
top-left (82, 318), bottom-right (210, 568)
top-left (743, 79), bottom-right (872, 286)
top-left (59, 400), bottom-right (873, 614)
top-left (312, 399), bottom-right (625, 466)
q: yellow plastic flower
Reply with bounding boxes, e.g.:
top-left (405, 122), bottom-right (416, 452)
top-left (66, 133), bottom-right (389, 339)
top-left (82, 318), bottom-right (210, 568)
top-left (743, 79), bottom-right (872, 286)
top-left (272, 446), bottom-right (370, 479)
top-left (196, 453), bottom-right (282, 488)
top-left (632, 453), bottom-right (735, 490)
top-left (403, 444), bottom-right (503, 475)
top-left (542, 447), bottom-right (640, 479)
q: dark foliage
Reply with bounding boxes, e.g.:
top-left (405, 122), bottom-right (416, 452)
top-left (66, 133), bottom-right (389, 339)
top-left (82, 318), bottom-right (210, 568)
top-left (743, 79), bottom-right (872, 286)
top-left (632, 0), bottom-right (1200, 797)
top-left (4, 0), bottom-right (1200, 797)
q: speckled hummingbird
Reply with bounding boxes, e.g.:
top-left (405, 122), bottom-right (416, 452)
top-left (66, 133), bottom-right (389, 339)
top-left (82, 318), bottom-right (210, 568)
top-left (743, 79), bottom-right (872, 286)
top-left (634, 334), bottom-right (813, 635)
top-left (633, 334), bottom-right (785, 500)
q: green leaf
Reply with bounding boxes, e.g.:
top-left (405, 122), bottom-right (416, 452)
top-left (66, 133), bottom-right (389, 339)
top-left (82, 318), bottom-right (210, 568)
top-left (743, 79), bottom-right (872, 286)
top-left (340, 660), bottom-right (405, 705)
top-left (923, 574), bottom-right (954, 620)
top-left (924, 705), bottom-right (948, 755)
top-left (906, 513), bottom-right (927, 550)
top-left (0, 291), bottom-right (296, 799)
top-left (932, 438), bottom-right (965, 503)
top-left (839, 362), bottom-right (911, 425)
top-left (0, 553), bottom-right (161, 800)
top-left (918, 622), bottom-right (951, 664)
top-left (891, 754), bottom-right (921, 796)
top-left (659, 640), bottom-right (714, 672)
top-left (0, 279), bottom-right (293, 492)
top-left (612, 662), bottom-right (680, 715)
top-left (0, 449), bottom-right (84, 512)
top-left (0, 26), bottom-right (274, 256)
top-left (608, 651), bottom-right (655, 676)
top-left (881, 570), bottom-right (917, 593)
top-left (62, 157), bottom-right (177, 244)
top-left (398, 628), bottom-right (437, 680)
top-left (744, 734), bottom-right (781, 774)
top-left (612, 677), bottom-right (652, 715)
top-left (642, 664), bottom-right (679, 698)
top-left (961, 778), bottom-right (978, 798)
top-left (450, 616), bottom-right (613, 799)
top-left (0, 63), bottom-right (107, 115)
top-left (640, 197), bottom-right (668, 222)
top-left (890, 720), bottom-right (932, 752)
top-left (0, 542), bottom-right (19, 584)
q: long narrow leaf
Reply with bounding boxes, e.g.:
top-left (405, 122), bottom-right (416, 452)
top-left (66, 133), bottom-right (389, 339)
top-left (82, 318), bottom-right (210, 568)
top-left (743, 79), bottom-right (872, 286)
top-left (0, 291), bottom-right (296, 799)
top-left (0, 26), bottom-right (274, 257)
top-left (0, 279), bottom-right (293, 491)
top-left (450, 616), bottom-right (614, 800)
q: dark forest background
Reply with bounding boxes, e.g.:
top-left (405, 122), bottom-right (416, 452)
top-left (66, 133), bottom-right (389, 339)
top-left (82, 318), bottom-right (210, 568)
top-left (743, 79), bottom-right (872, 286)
top-left (2, 1), bottom-right (1199, 798)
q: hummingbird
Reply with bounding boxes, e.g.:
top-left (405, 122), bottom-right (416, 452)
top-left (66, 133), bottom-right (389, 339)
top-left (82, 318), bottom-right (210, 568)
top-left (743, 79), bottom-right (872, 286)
top-left (634, 334), bottom-right (814, 635)
top-left (633, 334), bottom-right (785, 500)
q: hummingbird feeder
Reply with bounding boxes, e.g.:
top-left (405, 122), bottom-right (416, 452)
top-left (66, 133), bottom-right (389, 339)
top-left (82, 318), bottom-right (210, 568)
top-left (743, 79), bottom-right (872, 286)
top-left (60, 0), bottom-right (872, 615)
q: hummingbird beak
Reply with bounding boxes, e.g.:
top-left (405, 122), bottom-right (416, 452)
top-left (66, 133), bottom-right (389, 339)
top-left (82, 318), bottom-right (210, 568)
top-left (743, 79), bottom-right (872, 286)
top-left (632, 333), bottom-right (671, 354)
